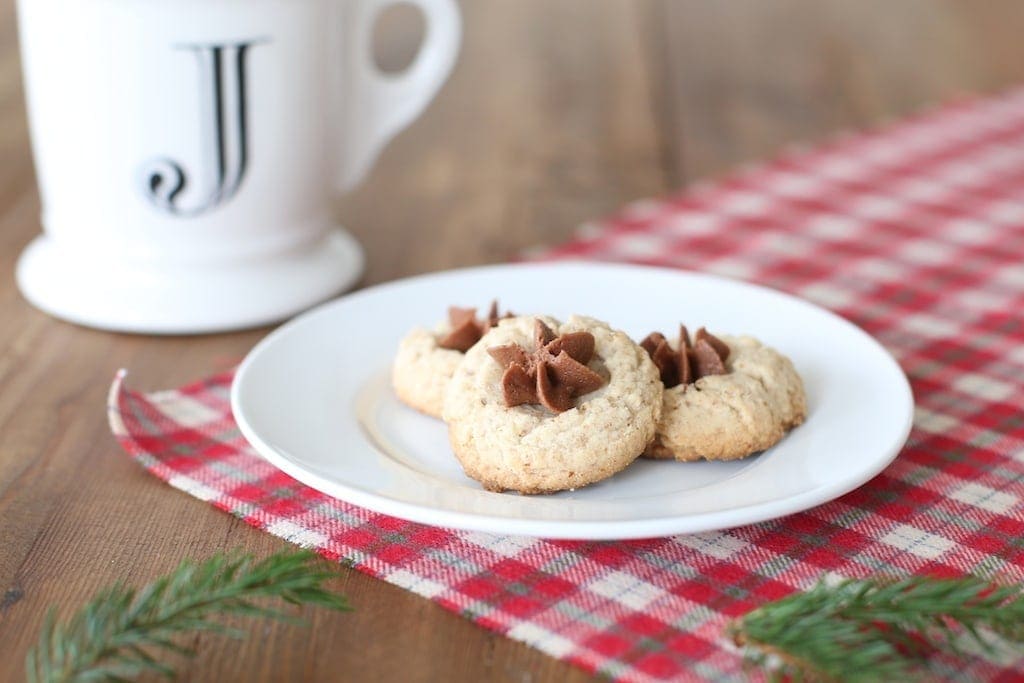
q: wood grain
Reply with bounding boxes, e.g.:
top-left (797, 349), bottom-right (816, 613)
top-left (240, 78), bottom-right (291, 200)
top-left (664, 0), bottom-right (1024, 181)
top-left (3, 1), bottom-right (1024, 680)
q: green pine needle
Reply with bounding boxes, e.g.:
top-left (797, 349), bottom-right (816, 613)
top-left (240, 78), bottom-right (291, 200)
top-left (26, 549), bottom-right (351, 683)
top-left (729, 576), bottom-right (1024, 682)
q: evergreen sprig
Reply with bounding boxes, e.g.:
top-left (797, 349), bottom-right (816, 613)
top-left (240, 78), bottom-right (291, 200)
top-left (729, 575), bottom-right (1024, 682)
top-left (26, 549), bottom-right (350, 683)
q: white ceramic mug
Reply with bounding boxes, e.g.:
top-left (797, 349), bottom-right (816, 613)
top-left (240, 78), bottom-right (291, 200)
top-left (16, 0), bottom-right (460, 333)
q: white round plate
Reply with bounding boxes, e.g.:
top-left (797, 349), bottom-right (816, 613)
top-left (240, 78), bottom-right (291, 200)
top-left (232, 263), bottom-right (913, 540)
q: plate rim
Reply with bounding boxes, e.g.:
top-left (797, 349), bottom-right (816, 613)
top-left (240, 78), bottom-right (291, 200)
top-left (231, 261), bottom-right (915, 539)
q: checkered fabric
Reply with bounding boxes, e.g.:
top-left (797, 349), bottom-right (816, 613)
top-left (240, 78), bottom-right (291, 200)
top-left (109, 88), bottom-right (1024, 682)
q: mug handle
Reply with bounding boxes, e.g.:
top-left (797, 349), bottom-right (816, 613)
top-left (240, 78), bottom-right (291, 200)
top-left (338, 0), bottom-right (462, 191)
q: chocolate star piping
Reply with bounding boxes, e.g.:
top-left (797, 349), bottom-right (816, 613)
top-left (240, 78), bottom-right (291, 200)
top-left (438, 300), bottom-right (511, 352)
top-left (640, 325), bottom-right (729, 389)
top-left (487, 319), bottom-right (605, 412)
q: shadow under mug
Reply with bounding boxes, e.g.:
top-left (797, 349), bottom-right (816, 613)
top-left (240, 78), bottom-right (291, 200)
top-left (15, 0), bottom-right (461, 333)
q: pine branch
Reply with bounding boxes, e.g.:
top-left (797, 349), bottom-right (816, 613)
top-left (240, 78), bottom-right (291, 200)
top-left (26, 549), bottom-right (350, 683)
top-left (728, 576), bottom-right (1024, 682)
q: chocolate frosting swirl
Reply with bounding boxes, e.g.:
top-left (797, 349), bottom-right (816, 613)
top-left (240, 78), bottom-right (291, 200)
top-left (487, 319), bottom-right (605, 412)
top-left (640, 325), bottom-right (729, 388)
top-left (438, 301), bottom-right (510, 352)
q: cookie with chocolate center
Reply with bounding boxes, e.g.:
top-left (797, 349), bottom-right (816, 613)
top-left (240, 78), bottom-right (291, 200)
top-left (392, 302), bottom-right (511, 418)
top-left (641, 329), bottom-right (806, 462)
top-left (443, 315), bottom-right (662, 494)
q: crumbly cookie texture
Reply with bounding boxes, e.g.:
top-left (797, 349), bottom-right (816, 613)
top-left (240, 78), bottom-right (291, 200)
top-left (443, 315), bottom-right (663, 494)
top-left (645, 335), bottom-right (806, 461)
top-left (392, 324), bottom-right (464, 418)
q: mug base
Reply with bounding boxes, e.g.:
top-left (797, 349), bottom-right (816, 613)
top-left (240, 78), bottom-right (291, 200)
top-left (16, 229), bottom-right (365, 334)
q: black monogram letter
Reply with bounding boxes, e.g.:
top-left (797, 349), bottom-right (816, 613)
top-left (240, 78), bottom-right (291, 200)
top-left (140, 40), bottom-right (264, 217)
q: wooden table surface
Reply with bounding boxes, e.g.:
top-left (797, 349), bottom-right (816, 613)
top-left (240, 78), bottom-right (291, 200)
top-left (3, 1), bottom-right (1024, 680)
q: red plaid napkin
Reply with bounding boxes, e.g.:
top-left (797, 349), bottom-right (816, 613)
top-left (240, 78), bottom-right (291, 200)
top-left (110, 88), bottom-right (1024, 682)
